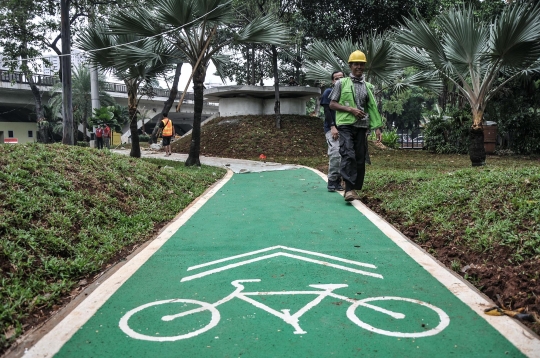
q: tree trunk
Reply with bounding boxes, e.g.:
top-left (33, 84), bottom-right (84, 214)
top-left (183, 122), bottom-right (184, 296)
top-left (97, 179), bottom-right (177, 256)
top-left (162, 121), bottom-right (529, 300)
top-left (313, 95), bottom-right (321, 116)
top-left (127, 82), bottom-right (141, 158)
top-left (24, 67), bottom-right (49, 143)
top-left (271, 45), bottom-right (281, 129)
top-left (252, 46), bottom-right (256, 86)
top-left (82, 106), bottom-right (88, 142)
top-left (150, 63), bottom-right (183, 144)
top-left (246, 46), bottom-right (250, 85)
top-left (60, 0), bottom-right (74, 145)
top-left (469, 110), bottom-right (485, 166)
top-left (185, 64), bottom-right (206, 166)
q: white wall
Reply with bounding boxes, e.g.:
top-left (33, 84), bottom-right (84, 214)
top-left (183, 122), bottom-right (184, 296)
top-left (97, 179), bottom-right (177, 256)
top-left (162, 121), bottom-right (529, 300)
top-left (0, 122), bottom-right (37, 144)
top-left (219, 97), bottom-right (263, 116)
top-left (263, 98), bottom-right (305, 115)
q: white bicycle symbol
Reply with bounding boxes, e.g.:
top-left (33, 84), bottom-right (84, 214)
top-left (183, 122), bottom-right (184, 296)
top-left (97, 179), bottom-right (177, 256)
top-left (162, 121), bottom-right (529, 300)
top-left (119, 279), bottom-right (450, 342)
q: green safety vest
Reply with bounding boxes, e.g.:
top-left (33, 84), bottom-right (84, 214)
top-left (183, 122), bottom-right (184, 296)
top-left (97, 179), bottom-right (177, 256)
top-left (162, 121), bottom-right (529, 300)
top-left (335, 77), bottom-right (383, 129)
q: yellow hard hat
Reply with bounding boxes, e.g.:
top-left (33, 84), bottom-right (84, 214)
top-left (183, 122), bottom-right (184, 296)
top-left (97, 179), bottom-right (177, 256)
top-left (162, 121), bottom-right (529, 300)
top-left (348, 50), bottom-right (367, 63)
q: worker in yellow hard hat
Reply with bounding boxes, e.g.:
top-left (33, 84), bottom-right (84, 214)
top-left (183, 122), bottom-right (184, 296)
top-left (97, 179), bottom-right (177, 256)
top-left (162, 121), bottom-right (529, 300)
top-left (328, 50), bottom-right (383, 202)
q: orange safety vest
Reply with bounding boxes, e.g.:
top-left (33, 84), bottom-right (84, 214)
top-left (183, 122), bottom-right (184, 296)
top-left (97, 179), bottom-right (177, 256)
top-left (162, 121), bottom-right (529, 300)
top-left (161, 118), bottom-right (173, 136)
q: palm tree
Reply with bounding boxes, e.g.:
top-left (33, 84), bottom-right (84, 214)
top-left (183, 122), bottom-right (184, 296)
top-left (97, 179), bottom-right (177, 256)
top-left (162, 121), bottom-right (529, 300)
top-left (305, 34), bottom-right (440, 94)
top-left (393, 3), bottom-right (540, 166)
top-left (79, 29), bottom-right (176, 157)
top-left (49, 64), bottom-right (115, 143)
top-left (108, 0), bottom-right (290, 166)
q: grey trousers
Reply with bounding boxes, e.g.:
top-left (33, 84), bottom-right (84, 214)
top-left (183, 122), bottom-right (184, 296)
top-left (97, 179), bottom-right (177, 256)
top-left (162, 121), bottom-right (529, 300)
top-left (325, 131), bottom-right (341, 182)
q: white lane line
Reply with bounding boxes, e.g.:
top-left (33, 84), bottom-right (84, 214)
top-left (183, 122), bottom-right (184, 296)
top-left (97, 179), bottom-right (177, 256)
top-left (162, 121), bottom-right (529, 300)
top-left (302, 165), bottom-right (540, 357)
top-left (181, 252), bottom-right (383, 282)
top-left (24, 170), bottom-right (234, 358)
top-left (187, 245), bottom-right (377, 271)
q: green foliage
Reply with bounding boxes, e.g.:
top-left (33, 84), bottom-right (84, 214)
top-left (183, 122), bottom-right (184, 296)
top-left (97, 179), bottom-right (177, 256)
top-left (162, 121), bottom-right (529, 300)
top-left (366, 152), bottom-right (540, 261)
top-left (369, 129), bottom-right (399, 149)
top-left (88, 105), bottom-right (129, 133)
top-left (138, 134), bottom-right (151, 142)
top-left (393, 1), bottom-right (540, 133)
top-left (296, 0), bottom-right (441, 41)
top-left (382, 85), bottom-right (437, 132)
top-left (0, 144), bottom-right (225, 349)
top-left (381, 129), bottom-right (399, 149)
top-left (423, 107), bottom-right (471, 154)
top-left (485, 76), bottom-right (540, 154)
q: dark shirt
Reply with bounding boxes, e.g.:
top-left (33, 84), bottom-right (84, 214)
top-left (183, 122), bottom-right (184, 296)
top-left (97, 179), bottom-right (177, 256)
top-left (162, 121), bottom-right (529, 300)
top-left (321, 88), bottom-right (336, 133)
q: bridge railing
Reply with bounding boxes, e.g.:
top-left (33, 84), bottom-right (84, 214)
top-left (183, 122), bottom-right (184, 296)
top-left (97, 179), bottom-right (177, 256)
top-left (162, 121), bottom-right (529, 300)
top-left (0, 70), bottom-right (217, 105)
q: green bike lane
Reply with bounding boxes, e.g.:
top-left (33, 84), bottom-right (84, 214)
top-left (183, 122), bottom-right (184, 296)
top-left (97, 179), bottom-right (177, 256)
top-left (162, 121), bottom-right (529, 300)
top-left (26, 168), bottom-right (539, 357)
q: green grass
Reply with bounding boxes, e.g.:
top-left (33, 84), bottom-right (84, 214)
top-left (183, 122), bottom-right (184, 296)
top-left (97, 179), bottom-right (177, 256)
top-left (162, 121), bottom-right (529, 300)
top-left (0, 144), bottom-right (226, 350)
top-left (270, 148), bottom-right (540, 260)
top-left (366, 151), bottom-right (540, 259)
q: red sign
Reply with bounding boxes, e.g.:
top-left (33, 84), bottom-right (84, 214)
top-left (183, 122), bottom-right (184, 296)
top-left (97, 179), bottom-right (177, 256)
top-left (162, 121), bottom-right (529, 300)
top-left (4, 138), bottom-right (18, 144)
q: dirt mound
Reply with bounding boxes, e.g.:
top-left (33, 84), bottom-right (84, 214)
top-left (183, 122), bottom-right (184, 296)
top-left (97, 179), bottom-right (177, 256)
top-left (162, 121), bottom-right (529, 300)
top-left (172, 115), bottom-right (327, 159)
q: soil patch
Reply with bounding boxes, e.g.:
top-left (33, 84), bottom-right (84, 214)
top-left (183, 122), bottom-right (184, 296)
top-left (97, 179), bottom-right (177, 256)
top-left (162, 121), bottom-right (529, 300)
top-left (362, 197), bottom-right (540, 335)
top-left (172, 115), bottom-right (327, 159)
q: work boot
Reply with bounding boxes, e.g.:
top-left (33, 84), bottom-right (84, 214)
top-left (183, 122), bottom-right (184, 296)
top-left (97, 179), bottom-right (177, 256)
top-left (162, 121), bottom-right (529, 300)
top-left (344, 190), bottom-right (360, 202)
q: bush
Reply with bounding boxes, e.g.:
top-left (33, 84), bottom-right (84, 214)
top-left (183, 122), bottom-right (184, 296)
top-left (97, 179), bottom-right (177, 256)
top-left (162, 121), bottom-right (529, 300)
top-left (75, 141), bottom-right (90, 147)
top-left (423, 108), bottom-right (471, 154)
top-left (370, 129), bottom-right (399, 149)
top-left (139, 134), bottom-right (150, 142)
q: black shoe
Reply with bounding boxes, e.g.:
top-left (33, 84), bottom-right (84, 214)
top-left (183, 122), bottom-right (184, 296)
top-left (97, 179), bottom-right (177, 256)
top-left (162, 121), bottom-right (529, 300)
top-left (327, 180), bottom-right (337, 192)
top-left (335, 181), bottom-right (344, 191)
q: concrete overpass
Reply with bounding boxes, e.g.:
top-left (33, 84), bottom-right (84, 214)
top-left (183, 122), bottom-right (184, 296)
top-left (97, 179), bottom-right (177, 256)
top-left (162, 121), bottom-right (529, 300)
top-left (0, 70), bottom-right (219, 141)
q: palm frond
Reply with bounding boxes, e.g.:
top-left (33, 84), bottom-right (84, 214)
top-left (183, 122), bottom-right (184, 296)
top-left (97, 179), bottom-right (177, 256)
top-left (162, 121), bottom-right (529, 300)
top-left (234, 14), bottom-right (289, 46)
top-left (361, 32), bottom-right (400, 85)
top-left (304, 61), bottom-right (335, 85)
top-left (490, 2), bottom-right (540, 67)
top-left (193, 0), bottom-right (234, 25)
top-left (395, 14), bottom-right (448, 69)
top-left (109, 6), bottom-right (163, 37)
top-left (211, 54), bottom-right (230, 83)
top-left (306, 40), bottom-right (346, 73)
top-left (331, 38), bottom-right (359, 65)
top-left (438, 7), bottom-right (490, 75)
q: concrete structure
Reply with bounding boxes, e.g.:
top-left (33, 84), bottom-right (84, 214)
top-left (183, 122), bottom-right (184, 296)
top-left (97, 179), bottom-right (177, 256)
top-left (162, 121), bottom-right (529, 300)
top-left (204, 86), bottom-right (320, 117)
top-left (0, 70), bottom-right (219, 142)
top-left (0, 119), bottom-right (37, 144)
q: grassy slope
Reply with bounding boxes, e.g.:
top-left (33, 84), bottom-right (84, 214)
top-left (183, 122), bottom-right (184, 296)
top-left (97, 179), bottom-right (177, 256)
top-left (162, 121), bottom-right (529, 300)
top-left (0, 144), bottom-right (225, 350)
top-left (174, 115), bottom-right (540, 332)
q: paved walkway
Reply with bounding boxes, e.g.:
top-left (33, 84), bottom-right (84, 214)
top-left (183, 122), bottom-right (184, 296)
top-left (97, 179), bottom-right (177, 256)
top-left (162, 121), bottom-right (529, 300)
top-left (24, 156), bottom-right (540, 357)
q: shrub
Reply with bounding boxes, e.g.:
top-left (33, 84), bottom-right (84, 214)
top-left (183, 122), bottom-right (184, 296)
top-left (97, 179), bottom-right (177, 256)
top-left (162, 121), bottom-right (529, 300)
top-left (370, 129), bottom-right (399, 149)
top-left (423, 108), bottom-right (471, 154)
top-left (139, 134), bottom-right (150, 142)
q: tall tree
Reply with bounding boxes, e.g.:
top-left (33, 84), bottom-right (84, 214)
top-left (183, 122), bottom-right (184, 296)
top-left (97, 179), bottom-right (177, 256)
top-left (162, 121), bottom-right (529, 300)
top-left (393, 3), bottom-right (540, 165)
top-left (0, 0), bottom-right (151, 145)
top-left (109, 0), bottom-right (289, 166)
top-left (49, 64), bottom-right (115, 142)
top-left (150, 62), bottom-right (184, 144)
top-left (0, 0), bottom-right (52, 143)
top-left (296, 0), bottom-right (440, 40)
top-left (304, 35), bottom-right (440, 94)
top-left (79, 28), bottom-right (175, 157)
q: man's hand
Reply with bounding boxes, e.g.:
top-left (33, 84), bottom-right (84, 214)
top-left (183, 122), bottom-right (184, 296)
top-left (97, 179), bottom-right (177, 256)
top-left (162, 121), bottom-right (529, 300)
top-left (330, 126), bottom-right (339, 140)
top-left (349, 107), bottom-right (366, 118)
top-left (376, 128), bottom-right (382, 142)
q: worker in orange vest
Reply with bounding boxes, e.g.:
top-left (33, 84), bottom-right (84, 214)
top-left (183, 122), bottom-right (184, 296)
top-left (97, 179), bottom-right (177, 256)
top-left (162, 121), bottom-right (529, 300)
top-left (159, 113), bottom-right (175, 156)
